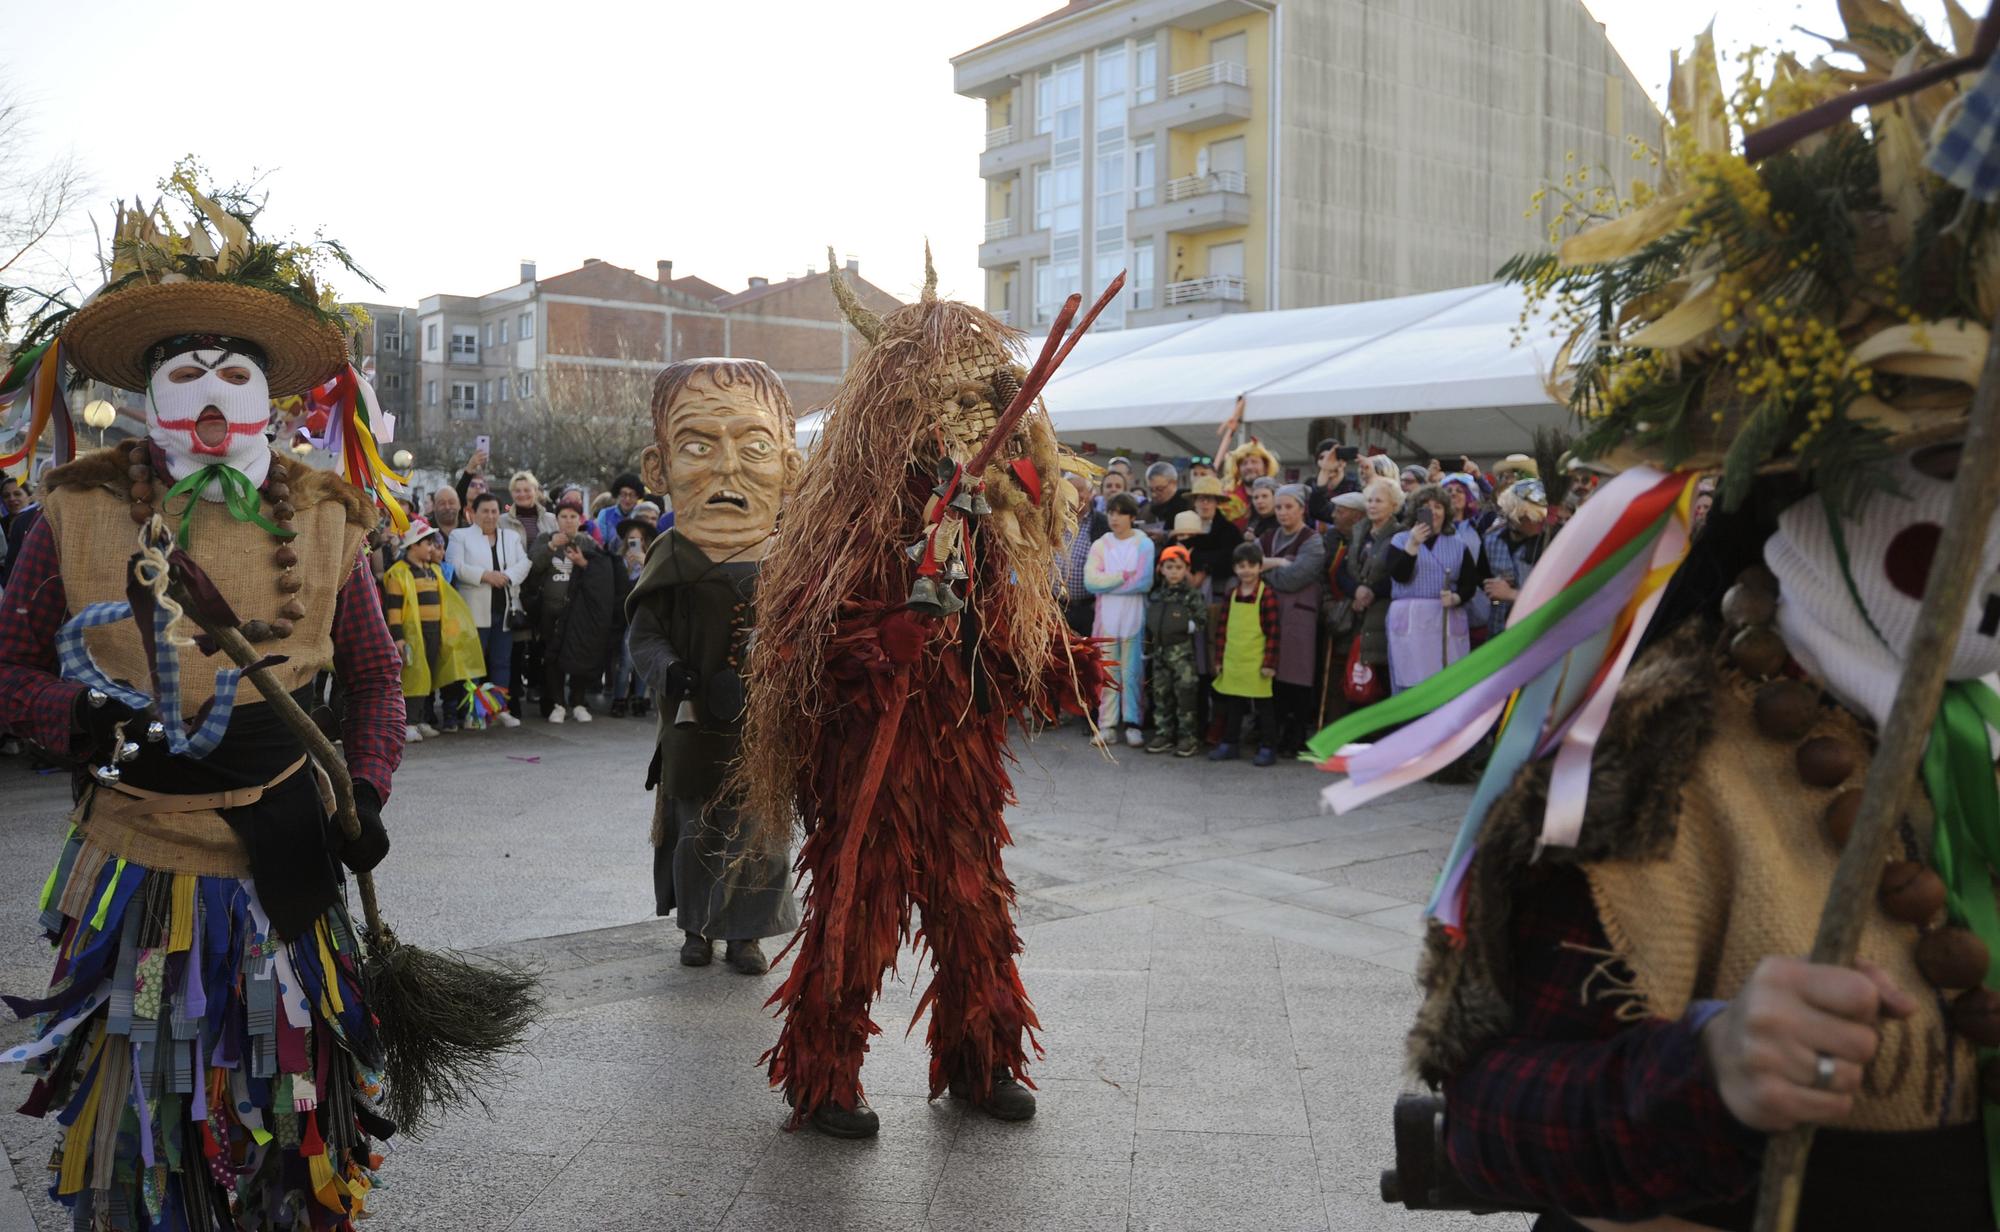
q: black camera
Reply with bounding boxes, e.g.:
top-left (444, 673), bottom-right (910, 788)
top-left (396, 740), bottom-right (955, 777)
top-left (1336, 445), bottom-right (1362, 462)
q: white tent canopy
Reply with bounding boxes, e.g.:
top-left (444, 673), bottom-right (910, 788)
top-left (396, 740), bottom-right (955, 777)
top-left (797, 281), bottom-right (1573, 467)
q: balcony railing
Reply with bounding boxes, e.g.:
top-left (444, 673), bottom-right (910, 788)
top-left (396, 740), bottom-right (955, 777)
top-left (992, 309), bottom-right (1014, 325)
top-left (1165, 170), bottom-right (1248, 202)
top-left (1164, 275), bottom-right (1247, 306)
top-left (1168, 60), bottom-right (1249, 97)
top-left (984, 217), bottom-right (1017, 241)
top-left (985, 124), bottom-right (1015, 150)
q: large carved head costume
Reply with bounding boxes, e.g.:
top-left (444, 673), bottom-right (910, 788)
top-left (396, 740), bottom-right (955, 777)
top-left (640, 356), bottom-right (802, 559)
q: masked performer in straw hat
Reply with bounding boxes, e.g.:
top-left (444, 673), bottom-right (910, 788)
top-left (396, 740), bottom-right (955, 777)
top-left (0, 174), bottom-right (406, 1228)
top-left (736, 251), bottom-right (1109, 1139)
top-left (1312, 15), bottom-right (2000, 1230)
top-left (627, 357), bottom-right (803, 977)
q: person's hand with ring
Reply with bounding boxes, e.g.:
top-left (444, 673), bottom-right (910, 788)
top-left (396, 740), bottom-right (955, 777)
top-left (1700, 955), bottom-right (1917, 1132)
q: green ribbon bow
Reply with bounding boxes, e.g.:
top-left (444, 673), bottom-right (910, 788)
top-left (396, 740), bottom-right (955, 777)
top-left (1921, 679), bottom-right (2000, 1230)
top-left (161, 464), bottom-right (296, 549)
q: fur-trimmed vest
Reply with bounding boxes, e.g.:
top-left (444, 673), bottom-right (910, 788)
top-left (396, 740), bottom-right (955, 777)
top-left (1411, 620), bottom-right (1981, 1133)
top-left (39, 446), bottom-right (375, 708)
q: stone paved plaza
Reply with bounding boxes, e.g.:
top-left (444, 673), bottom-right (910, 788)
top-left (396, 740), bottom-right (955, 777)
top-left (0, 719), bottom-right (1528, 1232)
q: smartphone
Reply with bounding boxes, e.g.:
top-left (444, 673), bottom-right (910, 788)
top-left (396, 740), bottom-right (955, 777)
top-left (473, 434), bottom-right (491, 458)
top-left (1335, 445), bottom-right (1361, 462)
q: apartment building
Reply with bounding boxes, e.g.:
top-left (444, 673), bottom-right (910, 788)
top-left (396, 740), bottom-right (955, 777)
top-left (953, 0), bottom-right (1661, 329)
top-left (404, 257), bottom-right (898, 444)
top-left (349, 301), bottom-right (418, 428)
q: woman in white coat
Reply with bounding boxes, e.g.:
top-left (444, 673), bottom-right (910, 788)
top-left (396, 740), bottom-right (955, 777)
top-left (445, 491), bottom-right (529, 728)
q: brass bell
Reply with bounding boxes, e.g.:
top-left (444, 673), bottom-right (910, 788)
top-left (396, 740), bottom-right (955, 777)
top-left (905, 538), bottom-right (930, 563)
top-left (674, 697), bottom-right (698, 730)
top-left (935, 583), bottom-right (966, 615)
top-left (946, 556), bottom-right (968, 581)
top-left (116, 740), bottom-right (142, 764)
top-left (91, 761), bottom-right (123, 787)
top-left (949, 490), bottom-right (992, 517)
top-left (907, 575), bottom-right (948, 617)
top-left (145, 721), bottom-right (167, 743)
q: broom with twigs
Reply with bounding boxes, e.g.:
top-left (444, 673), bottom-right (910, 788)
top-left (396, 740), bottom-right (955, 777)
top-left (154, 540), bottom-right (541, 1134)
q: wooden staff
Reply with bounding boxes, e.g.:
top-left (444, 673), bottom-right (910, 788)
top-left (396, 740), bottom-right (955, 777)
top-left (1752, 312), bottom-right (2000, 1230)
top-left (161, 569), bottom-right (386, 943)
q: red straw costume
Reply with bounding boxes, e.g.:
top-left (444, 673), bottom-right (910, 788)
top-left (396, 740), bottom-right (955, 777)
top-left (740, 255), bottom-right (1114, 1130)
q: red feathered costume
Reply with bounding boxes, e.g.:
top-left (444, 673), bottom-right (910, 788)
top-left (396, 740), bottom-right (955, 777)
top-left (743, 270), bottom-right (1110, 1126)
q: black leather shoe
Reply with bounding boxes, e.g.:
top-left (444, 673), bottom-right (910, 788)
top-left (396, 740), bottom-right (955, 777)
top-left (725, 939), bottom-right (769, 975)
top-left (949, 1068), bottom-right (1037, 1122)
top-left (680, 933), bottom-right (713, 967)
top-left (809, 1100), bottom-right (880, 1139)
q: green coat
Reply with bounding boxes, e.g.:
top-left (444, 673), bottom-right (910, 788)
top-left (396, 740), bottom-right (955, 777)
top-left (624, 530), bottom-right (758, 800)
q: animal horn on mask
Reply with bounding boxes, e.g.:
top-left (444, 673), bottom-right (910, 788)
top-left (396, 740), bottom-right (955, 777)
top-left (826, 246), bottom-right (881, 345)
top-left (923, 241), bottom-right (938, 303)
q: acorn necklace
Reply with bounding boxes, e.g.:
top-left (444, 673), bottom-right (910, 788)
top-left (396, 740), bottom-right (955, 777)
top-left (123, 440), bottom-right (303, 643)
top-left (1723, 564), bottom-right (2000, 1100)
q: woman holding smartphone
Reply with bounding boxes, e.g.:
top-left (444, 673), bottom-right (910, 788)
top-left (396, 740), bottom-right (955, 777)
top-left (1382, 484), bottom-right (1483, 693)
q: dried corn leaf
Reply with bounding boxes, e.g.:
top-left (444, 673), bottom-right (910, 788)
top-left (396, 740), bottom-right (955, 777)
top-left (1846, 394), bottom-right (1916, 432)
top-left (1851, 319), bottom-right (1989, 384)
top-left (1871, 101), bottom-right (1929, 250)
top-left (1559, 194), bottom-right (1694, 267)
top-left (1670, 28), bottom-right (1730, 157)
top-left (186, 187), bottom-right (251, 275)
top-left (1943, 0), bottom-right (1979, 56)
top-left (1623, 288), bottom-right (1721, 352)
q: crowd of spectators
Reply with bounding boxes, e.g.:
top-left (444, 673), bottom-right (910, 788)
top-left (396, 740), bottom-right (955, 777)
top-left (379, 449), bottom-right (672, 739)
top-left (1061, 444), bottom-right (1574, 767)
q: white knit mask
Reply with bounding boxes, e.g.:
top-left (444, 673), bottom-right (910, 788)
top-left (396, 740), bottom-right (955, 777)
top-left (1766, 447), bottom-right (2000, 725)
top-left (147, 348), bottom-right (273, 494)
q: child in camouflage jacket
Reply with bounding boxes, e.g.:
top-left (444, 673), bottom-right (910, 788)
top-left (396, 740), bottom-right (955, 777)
top-left (1144, 545), bottom-right (1210, 756)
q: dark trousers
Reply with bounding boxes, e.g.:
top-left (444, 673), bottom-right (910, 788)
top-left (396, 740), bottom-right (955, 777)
top-left (403, 695), bottom-right (433, 725)
top-left (508, 636), bottom-right (542, 714)
top-left (543, 660), bottom-right (588, 713)
top-left (1219, 692), bottom-right (1276, 749)
top-left (1272, 681), bottom-right (1314, 753)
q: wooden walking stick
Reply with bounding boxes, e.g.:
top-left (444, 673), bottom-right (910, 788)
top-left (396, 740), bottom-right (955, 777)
top-left (158, 547), bottom-right (541, 1134)
top-left (1751, 312), bottom-right (2000, 1231)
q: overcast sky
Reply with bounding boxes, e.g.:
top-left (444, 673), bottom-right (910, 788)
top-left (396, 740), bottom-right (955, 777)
top-left (6, 0), bottom-right (1953, 313)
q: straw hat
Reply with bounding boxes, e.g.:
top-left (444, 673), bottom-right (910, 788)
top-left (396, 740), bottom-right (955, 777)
top-left (64, 280), bottom-right (349, 398)
top-left (1170, 510), bottom-right (1204, 537)
top-left (1187, 475), bottom-right (1226, 498)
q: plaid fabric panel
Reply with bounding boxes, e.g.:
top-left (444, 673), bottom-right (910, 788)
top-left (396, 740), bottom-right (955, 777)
top-left (0, 520), bottom-right (83, 751)
top-left (1440, 864), bottom-right (1763, 1220)
top-left (1928, 57), bottom-right (2000, 200)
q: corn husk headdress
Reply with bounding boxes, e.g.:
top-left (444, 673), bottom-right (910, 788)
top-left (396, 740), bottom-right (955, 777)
top-left (1310, 2), bottom-right (2000, 945)
top-left (1510, 4), bottom-right (1998, 513)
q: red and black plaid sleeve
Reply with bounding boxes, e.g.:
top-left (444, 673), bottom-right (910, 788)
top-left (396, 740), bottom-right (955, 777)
top-left (1441, 863), bottom-right (1763, 1219)
top-left (1258, 584), bottom-right (1280, 675)
top-left (330, 553), bottom-right (404, 802)
top-left (0, 518), bottom-right (81, 752)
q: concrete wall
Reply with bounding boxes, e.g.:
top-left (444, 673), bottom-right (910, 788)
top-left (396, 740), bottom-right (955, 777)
top-left (1276, 0), bottom-right (1661, 308)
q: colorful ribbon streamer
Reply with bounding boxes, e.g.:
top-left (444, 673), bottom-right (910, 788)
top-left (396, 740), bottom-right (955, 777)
top-left (1309, 467), bottom-right (1699, 934)
top-left (1922, 680), bottom-right (2000, 1229)
top-left (0, 339), bottom-right (77, 473)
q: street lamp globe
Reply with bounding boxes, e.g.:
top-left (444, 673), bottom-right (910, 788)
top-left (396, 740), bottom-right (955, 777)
top-left (392, 449), bottom-right (414, 470)
top-left (81, 400), bottom-right (118, 446)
